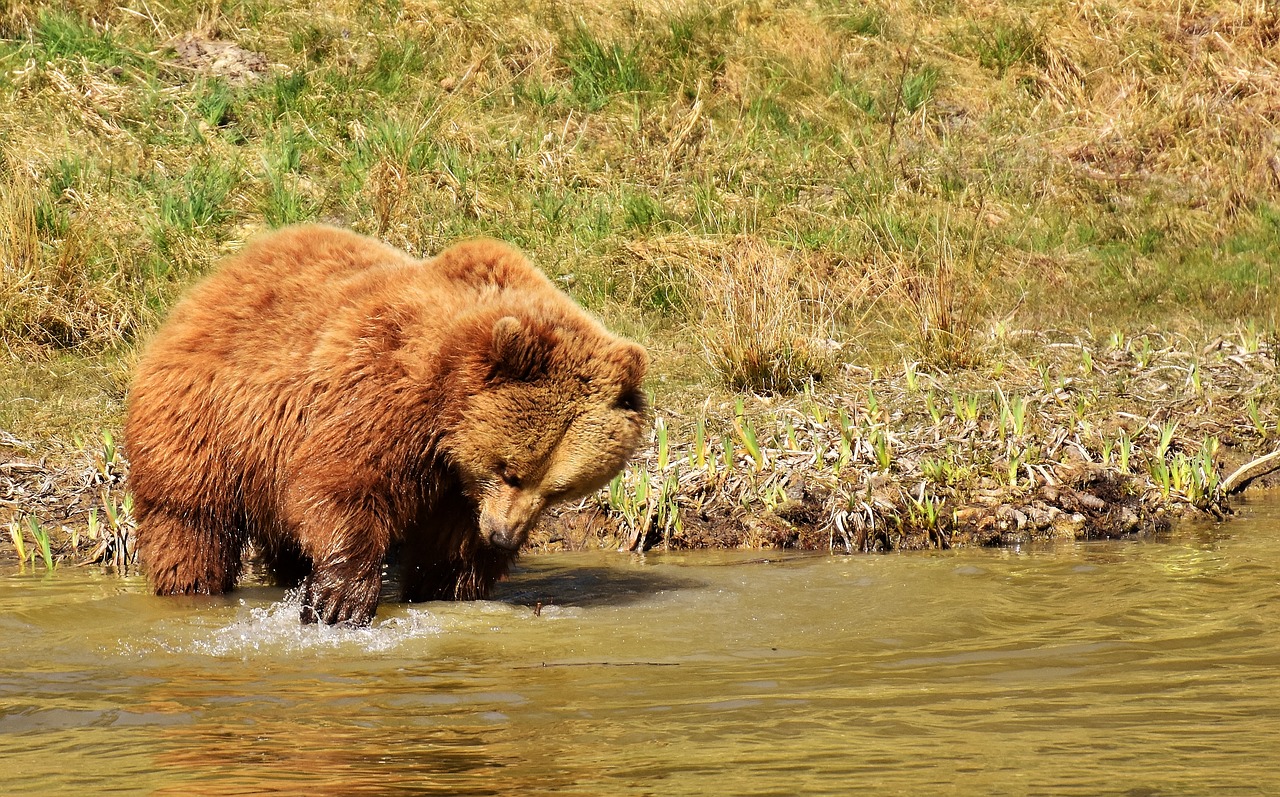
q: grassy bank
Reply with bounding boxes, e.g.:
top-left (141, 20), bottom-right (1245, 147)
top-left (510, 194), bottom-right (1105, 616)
top-left (561, 329), bottom-right (1279, 553)
top-left (2, 1), bottom-right (1279, 563)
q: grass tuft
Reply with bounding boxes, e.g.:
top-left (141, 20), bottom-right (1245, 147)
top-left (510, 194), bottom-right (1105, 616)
top-left (562, 23), bottom-right (650, 110)
top-left (34, 9), bottom-right (137, 67)
top-left (693, 238), bottom-right (840, 394)
top-left (964, 16), bottom-right (1045, 78)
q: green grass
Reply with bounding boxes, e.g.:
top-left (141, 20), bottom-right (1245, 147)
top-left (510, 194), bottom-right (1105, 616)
top-left (34, 9), bottom-right (141, 67)
top-left (963, 16), bottom-right (1045, 78)
top-left (156, 163), bottom-right (237, 233)
top-left (0, 0), bottom-right (1277, 444)
top-left (562, 24), bottom-right (652, 110)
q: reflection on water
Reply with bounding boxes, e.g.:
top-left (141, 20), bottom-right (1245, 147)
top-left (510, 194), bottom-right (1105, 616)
top-left (4, 499), bottom-right (1280, 795)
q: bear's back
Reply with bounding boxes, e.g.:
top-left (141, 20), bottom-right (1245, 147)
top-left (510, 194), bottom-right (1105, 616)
top-left (139, 225), bottom-right (429, 377)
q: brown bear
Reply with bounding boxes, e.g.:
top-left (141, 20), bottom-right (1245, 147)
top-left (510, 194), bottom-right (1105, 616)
top-left (125, 224), bottom-right (649, 626)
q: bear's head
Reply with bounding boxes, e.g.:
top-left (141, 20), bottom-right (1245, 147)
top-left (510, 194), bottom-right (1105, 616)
top-left (445, 310), bottom-right (650, 552)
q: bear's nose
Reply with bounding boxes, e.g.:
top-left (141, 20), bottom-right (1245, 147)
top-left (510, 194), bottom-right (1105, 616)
top-left (480, 513), bottom-right (531, 551)
top-left (486, 525), bottom-right (523, 551)
top-left (480, 491), bottom-right (546, 551)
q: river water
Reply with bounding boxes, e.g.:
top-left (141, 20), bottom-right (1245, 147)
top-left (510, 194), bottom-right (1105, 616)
top-left (3, 497), bottom-right (1280, 795)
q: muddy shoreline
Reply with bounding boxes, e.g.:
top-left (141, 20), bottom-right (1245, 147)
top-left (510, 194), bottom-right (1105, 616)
top-left (2, 329), bottom-right (1278, 569)
top-left (541, 329), bottom-right (1280, 553)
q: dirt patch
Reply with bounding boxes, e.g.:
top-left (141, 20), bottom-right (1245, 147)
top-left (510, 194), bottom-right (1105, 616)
top-left (0, 431), bottom-right (131, 569)
top-left (166, 34), bottom-right (269, 84)
top-left (532, 465), bottom-right (1178, 554)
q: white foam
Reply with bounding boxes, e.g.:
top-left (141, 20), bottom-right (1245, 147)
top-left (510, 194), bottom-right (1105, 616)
top-left (184, 591), bottom-right (447, 657)
top-left (137, 590), bottom-right (582, 659)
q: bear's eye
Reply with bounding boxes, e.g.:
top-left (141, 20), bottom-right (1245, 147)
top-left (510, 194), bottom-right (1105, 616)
top-left (615, 388), bottom-right (645, 413)
top-left (497, 461), bottom-right (522, 488)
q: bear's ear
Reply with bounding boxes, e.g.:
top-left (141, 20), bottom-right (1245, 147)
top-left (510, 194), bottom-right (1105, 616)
top-left (606, 342), bottom-right (649, 413)
top-left (613, 342), bottom-right (649, 388)
top-left (488, 316), bottom-right (546, 382)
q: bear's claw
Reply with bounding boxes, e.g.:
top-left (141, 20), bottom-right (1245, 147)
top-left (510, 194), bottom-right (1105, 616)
top-left (300, 574), bottom-right (379, 626)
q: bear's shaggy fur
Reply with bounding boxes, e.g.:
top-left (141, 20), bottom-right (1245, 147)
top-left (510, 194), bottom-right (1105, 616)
top-left (126, 225), bottom-right (649, 625)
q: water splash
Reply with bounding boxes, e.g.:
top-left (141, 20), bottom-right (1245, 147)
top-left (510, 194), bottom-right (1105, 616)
top-left (168, 591), bottom-right (579, 658)
top-left (181, 591), bottom-right (446, 657)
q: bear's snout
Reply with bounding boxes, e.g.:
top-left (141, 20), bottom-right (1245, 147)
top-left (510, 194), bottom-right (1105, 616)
top-left (479, 489), bottom-right (546, 551)
top-left (485, 524), bottom-right (524, 551)
top-left (480, 512), bottom-right (533, 551)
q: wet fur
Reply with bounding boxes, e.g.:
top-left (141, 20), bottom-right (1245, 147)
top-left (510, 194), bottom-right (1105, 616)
top-left (126, 225), bottom-right (648, 625)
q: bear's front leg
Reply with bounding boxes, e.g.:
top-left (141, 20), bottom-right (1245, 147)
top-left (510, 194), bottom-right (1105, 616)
top-left (287, 485), bottom-right (394, 626)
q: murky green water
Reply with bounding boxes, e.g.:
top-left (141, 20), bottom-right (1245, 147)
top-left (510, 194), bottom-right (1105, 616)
top-left (4, 499), bottom-right (1280, 795)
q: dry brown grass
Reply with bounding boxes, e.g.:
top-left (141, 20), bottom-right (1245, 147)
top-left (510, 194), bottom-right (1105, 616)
top-left (691, 237), bottom-right (838, 393)
top-left (0, 154), bottom-right (138, 355)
